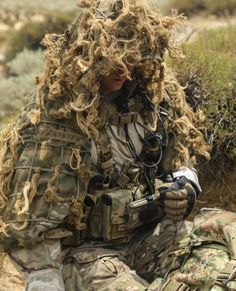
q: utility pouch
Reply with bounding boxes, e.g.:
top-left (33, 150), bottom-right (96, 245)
top-left (101, 189), bottom-right (132, 240)
top-left (88, 188), bottom-right (162, 241)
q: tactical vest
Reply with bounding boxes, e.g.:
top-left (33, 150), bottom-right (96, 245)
top-left (81, 95), bottom-right (170, 241)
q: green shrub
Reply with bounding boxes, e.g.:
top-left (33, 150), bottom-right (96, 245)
top-left (5, 11), bottom-right (75, 61)
top-left (164, 0), bottom-right (236, 16)
top-left (169, 26), bottom-right (236, 161)
top-left (0, 49), bottom-right (43, 126)
top-left (7, 48), bottom-right (44, 76)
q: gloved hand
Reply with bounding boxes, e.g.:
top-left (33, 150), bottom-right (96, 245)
top-left (156, 177), bottom-right (197, 220)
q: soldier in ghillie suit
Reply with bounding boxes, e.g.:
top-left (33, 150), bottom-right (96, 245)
top-left (0, 0), bottom-right (236, 290)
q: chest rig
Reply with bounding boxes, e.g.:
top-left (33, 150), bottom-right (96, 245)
top-left (83, 88), bottom-right (170, 241)
top-left (89, 111), bottom-right (141, 191)
top-left (91, 81), bottom-right (171, 189)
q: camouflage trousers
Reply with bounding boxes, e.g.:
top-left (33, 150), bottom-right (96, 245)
top-left (9, 208), bottom-right (236, 291)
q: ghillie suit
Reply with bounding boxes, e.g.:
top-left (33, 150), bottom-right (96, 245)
top-left (0, 1), bottom-right (235, 291)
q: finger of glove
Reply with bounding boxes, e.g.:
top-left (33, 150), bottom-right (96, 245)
top-left (155, 180), bottom-right (172, 190)
top-left (164, 205), bottom-right (187, 216)
top-left (164, 199), bottom-right (188, 210)
top-left (165, 189), bottom-right (188, 200)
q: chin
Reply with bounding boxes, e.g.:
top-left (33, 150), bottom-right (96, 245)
top-left (113, 82), bottom-right (126, 91)
top-left (114, 85), bottom-right (123, 91)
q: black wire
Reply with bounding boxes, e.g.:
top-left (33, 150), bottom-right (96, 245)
top-left (135, 121), bottom-right (163, 166)
top-left (136, 121), bottom-right (162, 144)
top-left (156, 110), bottom-right (169, 147)
top-left (135, 111), bottom-right (168, 148)
top-left (124, 124), bottom-right (162, 169)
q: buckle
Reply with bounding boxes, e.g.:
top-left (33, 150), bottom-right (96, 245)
top-left (101, 158), bottom-right (113, 170)
top-left (102, 175), bottom-right (111, 189)
top-left (162, 278), bottom-right (190, 291)
top-left (109, 112), bottom-right (138, 125)
top-left (117, 174), bottom-right (130, 187)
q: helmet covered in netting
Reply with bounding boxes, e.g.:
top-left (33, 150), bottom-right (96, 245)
top-left (36, 0), bottom-right (184, 136)
top-left (36, 0), bottom-right (210, 166)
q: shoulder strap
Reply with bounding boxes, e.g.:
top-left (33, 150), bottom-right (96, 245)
top-left (108, 112), bottom-right (139, 126)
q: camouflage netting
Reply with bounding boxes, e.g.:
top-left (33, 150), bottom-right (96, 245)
top-left (36, 0), bottom-right (209, 162)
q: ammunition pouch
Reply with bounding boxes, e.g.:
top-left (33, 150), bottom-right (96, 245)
top-left (85, 187), bottom-right (164, 241)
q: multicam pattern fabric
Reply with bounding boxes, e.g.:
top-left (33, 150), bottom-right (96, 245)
top-left (149, 209), bottom-right (236, 291)
top-left (173, 247), bottom-right (229, 288)
top-left (8, 209), bottom-right (236, 291)
top-left (26, 269), bottom-right (65, 291)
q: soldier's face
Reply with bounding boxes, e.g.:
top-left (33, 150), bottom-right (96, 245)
top-left (100, 64), bottom-right (134, 95)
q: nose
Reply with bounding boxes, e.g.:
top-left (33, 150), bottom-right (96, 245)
top-left (126, 64), bottom-right (134, 73)
top-left (116, 64), bottom-right (134, 78)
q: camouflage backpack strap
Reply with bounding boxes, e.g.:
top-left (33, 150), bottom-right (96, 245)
top-left (96, 118), bottom-right (138, 188)
top-left (97, 127), bottom-right (114, 188)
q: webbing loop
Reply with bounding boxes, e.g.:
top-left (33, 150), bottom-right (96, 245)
top-left (162, 278), bottom-right (190, 291)
top-left (109, 112), bottom-right (138, 126)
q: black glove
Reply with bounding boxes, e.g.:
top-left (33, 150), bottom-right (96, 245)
top-left (157, 177), bottom-right (197, 220)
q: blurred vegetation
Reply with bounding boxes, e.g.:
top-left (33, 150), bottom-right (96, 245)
top-left (0, 49), bottom-right (43, 126)
top-left (168, 25), bottom-right (236, 211)
top-left (0, 0), bottom-right (76, 14)
top-left (169, 26), bottom-right (236, 162)
top-left (0, 7), bottom-right (76, 126)
top-left (164, 0), bottom-right (236, 17)
top-left (5, 11), bottom-right (75, 61)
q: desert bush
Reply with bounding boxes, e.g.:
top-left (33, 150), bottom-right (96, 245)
top-left (0, 49), bottom-right (43, 126)
top-left (169, 26), bottom-right (236, 161)
top-left (7, 48), bottom-right (43, 76)
top-left (5, 11), bottom-right (75, 61)
top-left (164, 0), bottom-right (236, 17)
